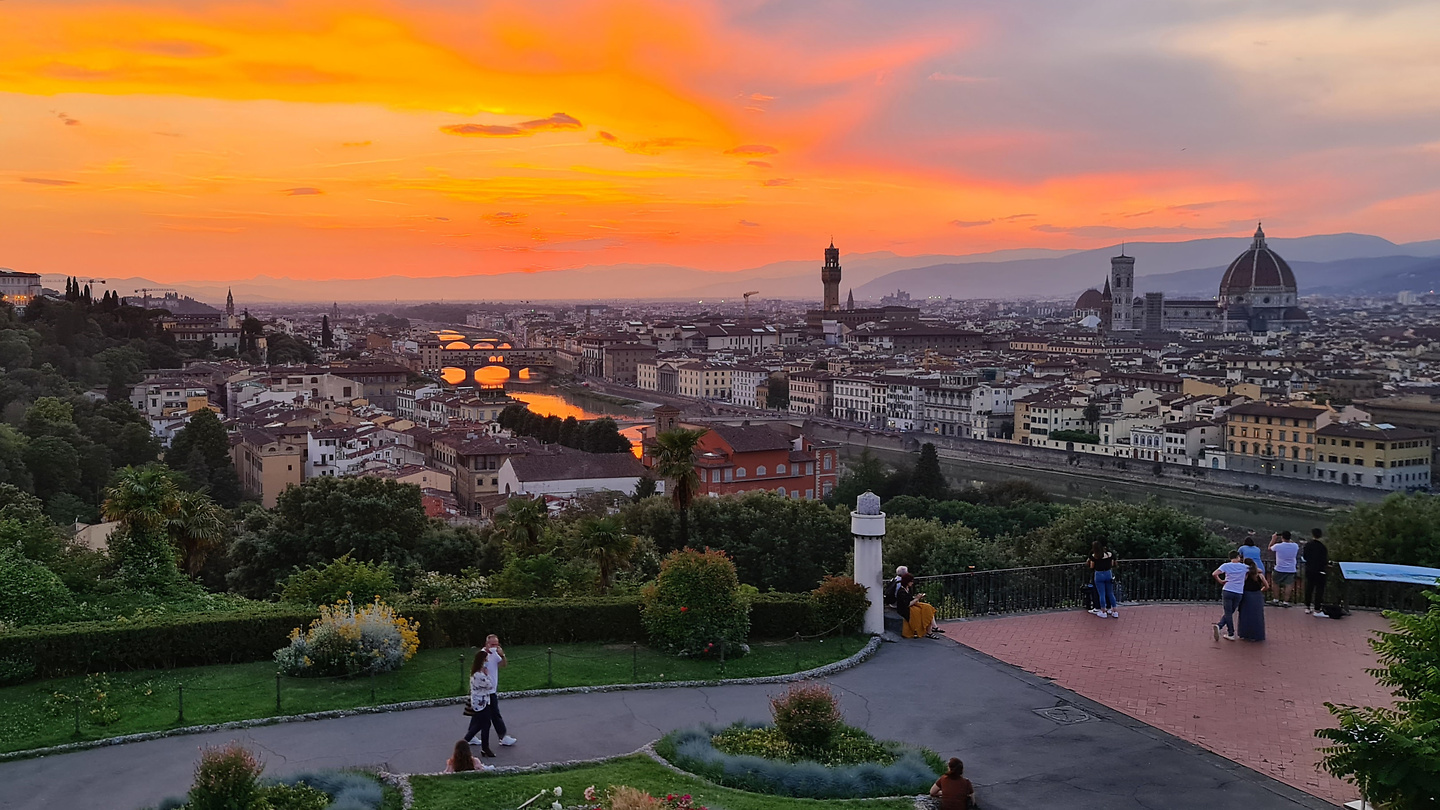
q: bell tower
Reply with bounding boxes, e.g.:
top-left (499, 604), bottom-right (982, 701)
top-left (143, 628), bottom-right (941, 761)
top-left (821, 240), bottom-right (842, 312)
top-left (1110, 248), bottom-right (1135, 332)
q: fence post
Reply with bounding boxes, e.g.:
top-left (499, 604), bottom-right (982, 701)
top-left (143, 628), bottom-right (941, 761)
top-left (793, 633), bottom-right (801, 673)
top-left (73, 699), bottom-right (80, 736)
top-left (369, 672), bottom-right (376, 706)
top-left (718, 640), bottom-right (726, 677)
top-left (275, 674), bottom-right (282, 713)
top-left (632, 642), bottom-right (638, 683)
top-left (461, 651), bottom-right (468, 696)
top-left (178, 685), bottom-right (185, 724)
top-left (546, 647), bottom-right (553, 688)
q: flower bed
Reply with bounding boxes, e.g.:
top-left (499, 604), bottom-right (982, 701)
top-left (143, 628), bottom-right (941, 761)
top-left (656, 722), bottom-right (941, 799)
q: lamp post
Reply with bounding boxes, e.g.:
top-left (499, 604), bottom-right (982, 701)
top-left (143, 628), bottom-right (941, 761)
top-left (851, 491), bottom-right (886, 635)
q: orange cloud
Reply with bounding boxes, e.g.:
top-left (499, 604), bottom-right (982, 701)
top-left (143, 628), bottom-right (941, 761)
top-left (442, 112), bottom-right (582, 137)
top-left (726, 144), bottom-right (779, 156)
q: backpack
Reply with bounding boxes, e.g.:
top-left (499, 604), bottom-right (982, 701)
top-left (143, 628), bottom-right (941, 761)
top-left (1322, 604), bottom-right (1346, 619)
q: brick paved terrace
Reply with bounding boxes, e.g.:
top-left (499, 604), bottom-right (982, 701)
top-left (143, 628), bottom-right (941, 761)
top-left (942, 602), bottom-right (1393, 806)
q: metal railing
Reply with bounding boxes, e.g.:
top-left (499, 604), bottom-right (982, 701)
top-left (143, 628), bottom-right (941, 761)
top-left (912, 558), bottom-right (1435, 620)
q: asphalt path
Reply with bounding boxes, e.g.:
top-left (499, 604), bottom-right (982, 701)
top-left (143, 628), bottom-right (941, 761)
top-left (0, 636), bottom-right (1336, 810)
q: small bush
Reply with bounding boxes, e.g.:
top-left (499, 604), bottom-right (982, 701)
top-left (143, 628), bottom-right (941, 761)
top-left (274, 598), bottom-right (419, 678)
top-left (44, 673), bottom-right (122, 727)
top-left (770, 684), bottom-right (842, 753)
top-left (658, 724), bottom-right (941, 799)
top-left (406, 571), bottom-right (488, 604)
top-left (642, 548), bottom-right (749, 657)
top-left (713, 723), bottom-right (893, 766)
top-left (270, 771), bottom-right (384, 810)
top-left (188, 743), bottom-right (265, 810)
top-left (811, 576), bottom-right (869, 636)
top-left (0, 546), bottom-right (77, 627)
top-left (0, 655), bottom-right (36, 686)
top-left (280, 554), bottom-right (398, 606)
top-left (259, 782), bottom-right (328, 810)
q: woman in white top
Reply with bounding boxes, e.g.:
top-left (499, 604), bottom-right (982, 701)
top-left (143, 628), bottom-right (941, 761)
top-left (462, 649), bottom-right (497, 756)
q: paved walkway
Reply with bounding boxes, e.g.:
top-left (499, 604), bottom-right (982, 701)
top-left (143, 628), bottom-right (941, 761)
top-left (943, 602), bottom-right (1392, 806)
top-left (0, 638), bottom-right (1334, 810)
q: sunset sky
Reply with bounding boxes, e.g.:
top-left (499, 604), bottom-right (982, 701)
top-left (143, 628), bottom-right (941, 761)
top-left (3, 0), bottom-right (1439, 283)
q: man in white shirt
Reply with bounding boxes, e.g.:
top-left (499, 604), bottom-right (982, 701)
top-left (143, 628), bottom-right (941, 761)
top-left (1268, 531), bottom-right (1300, 606)
top-left (469, 634), bottom-right (518, 752)
top-left (1212, 551), bottom-right (1249, 641)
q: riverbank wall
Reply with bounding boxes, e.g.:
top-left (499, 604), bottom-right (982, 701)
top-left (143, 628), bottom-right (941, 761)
top-left (801, 420), bottom-right (1384, 508)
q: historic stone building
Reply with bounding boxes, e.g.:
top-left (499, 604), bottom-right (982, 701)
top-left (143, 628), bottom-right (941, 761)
top-left (1077, 224), bottom-right (1308, 334)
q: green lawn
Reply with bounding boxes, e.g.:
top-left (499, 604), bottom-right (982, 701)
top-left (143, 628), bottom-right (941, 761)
top-left (0, 637), bottom-right (867, 755)
top-left (409, 754), bottom-right (915, 810)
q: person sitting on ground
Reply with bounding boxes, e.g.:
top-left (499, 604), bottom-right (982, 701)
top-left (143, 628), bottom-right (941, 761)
top-left (444, 739), bottom-right (492, 773)
top-left (898, 572), bottom-right (942, 639)
top-left (930, 757), bottom-right (976, 809)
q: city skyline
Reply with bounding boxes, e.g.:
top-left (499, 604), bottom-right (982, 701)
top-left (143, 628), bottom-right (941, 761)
top-left (3, 0), bottom-right (1439, 285)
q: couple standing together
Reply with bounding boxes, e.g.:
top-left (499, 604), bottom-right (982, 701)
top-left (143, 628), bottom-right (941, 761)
top-left (447, 633), bottom-right (519, 772)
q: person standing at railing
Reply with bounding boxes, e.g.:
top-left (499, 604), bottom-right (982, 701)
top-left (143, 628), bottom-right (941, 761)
top-left (1088, 541), bottom-right (1118, 618)
top-left (1302, 528), bottom-right (1330, 617)
top-left (1212, 551), bottom-right (1249, 642)
top-left (1238, 533), bottom-right (1263, 572)
top-left (1269, 531), bottom-right (1301, 607)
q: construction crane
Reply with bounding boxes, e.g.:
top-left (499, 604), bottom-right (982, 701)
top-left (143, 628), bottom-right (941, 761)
top-left (742, 290), bottom-right (760, 314)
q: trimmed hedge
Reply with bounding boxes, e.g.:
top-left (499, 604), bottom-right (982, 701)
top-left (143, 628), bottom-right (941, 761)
top-left (0, 593), bottom-right (845, 680)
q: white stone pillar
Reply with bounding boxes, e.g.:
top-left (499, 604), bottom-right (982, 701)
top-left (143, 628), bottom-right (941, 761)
top-left (851, 491), bottom-right (887, 636)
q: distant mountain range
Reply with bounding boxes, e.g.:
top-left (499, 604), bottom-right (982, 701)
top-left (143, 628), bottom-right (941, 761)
top-left (22, 233), bottom-right (1440, 306)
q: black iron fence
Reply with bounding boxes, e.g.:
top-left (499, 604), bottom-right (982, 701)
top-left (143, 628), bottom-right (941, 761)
top-left (912, 558), bottom-right (1435, 620)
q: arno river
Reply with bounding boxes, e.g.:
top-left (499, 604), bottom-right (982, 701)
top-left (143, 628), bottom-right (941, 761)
top-left (506, 384), bottom-right (1336, 533)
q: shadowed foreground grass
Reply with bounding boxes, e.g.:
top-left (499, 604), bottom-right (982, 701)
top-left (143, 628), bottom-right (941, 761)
top-left (0, 637), bottom-right (867, 755)
top-left (409, 754), bottom-right (915, 810)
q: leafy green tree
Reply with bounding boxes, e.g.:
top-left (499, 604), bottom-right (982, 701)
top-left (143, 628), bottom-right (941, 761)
top-left (24, 436), bottom-right (81, 505)
top-left (280, 554), bottom-right (398, 605)
top-left (1022, 498), bottom-right (1228, 565)
top-left (1083, 401), bottom-right (1102, 432)
top-left (103, 464), bottom-right (187, 589)
top-left (882, 515), bottom-right (1015, 577)
top-left (0, 425), bottom-right (33, 492)
top-left (905, 443), bottom-right (948, 500)
top-left (167, 490), bottom-right (230, 577)
top-left (225, 476), bottom-right (429, 597)
top-left (1329, 492), bottom-right (1440, 567)
top-left (826, 449), bottom-right (889, 508)
top-left (0, 545), bottom-right (77, 626)
top-left (642, 547), bottom-right (749, 657)
top-left (574, 516), bottom-right (636, 592)
top-left (168, 409), bottom-right (242, 507)
top-left (1318, 590), bottom-right (1440, 809)
top-left (631, 474), bottom-right (657, 502)
top-left (652, 427), bottom-right (707, 547)
top-left (0, 484), bottom-right (66, 563)
top-left (766, 374), bottom-right (789, 410)
top-left (493, 496), bottom-right (549, 555)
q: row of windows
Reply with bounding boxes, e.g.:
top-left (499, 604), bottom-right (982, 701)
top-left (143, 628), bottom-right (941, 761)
top-left (1233, 414), bottom-right (1314, 427)
top-left (1318, 469), bottom-right (1430, 485)
top-left (1229, 442), bottom-right (1315, 460)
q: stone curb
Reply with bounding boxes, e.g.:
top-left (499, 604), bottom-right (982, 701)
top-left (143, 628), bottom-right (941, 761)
top-left (0, 636), bottom-right (882, 763)
top-left (376, 737), bottom-right (927, 810)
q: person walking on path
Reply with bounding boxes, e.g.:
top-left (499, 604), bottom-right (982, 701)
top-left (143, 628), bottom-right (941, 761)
top-left (1268, 531), bottom-right (1300, 606)
top-left (472, 634), bottom-right (518, 749)
top-left (1237, 559), bottom-right (1268, 641)
top-left (1303, 528), bottom-right (1330, 617)
top-left (462, 649), bottom-right (497, 758)
top-left (1212, 551), bottom-right (1248, 641)
top-left (1088, 541), bottom-right (1119, 618)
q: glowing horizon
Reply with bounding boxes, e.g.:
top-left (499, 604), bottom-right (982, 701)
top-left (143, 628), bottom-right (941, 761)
top-left (3, 0), bottom-right (1438, 284)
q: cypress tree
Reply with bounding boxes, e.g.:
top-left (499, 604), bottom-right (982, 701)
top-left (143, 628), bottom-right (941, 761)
top-left (906, 442), bottom-right (949, 501)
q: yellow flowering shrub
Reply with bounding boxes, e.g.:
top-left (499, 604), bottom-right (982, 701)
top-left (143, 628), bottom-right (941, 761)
top-left (275, 596), bottom-right (419, 677)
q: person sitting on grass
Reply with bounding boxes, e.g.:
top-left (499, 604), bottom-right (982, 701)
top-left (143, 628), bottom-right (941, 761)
top-left (930, 757), bottom-right (976, 809)
top-left (898, 572), bottom-right (942, 639)
top-left (444, 739), bottom-right (492, 773)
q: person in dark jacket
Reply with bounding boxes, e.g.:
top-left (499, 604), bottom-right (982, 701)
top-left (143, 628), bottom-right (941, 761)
top-left (1303, 528), bottom-right (1330, 617)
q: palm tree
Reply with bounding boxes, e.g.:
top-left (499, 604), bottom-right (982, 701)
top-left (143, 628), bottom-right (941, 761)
top-left (494, 496), bottom-right (548, 555)
top-left (168, 490), bottom-right (230, 576)
top-left (652, 427), bottom-right (708, 547)
top-left (104, 465), bottom-right (229, 579)
top-left (577, 516), bottom-right (636, 592)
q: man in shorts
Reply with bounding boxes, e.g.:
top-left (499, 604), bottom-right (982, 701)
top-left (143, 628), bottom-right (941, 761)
top-left (1268, 531), bottom-right (1300, 607)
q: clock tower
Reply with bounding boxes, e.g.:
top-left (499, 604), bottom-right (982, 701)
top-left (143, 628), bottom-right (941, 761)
top-left (821, 241), bottom-right (842, 312)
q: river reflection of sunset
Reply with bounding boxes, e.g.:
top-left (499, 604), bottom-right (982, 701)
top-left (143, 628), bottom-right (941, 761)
top-left (508, 390), bottom-right (645, 458)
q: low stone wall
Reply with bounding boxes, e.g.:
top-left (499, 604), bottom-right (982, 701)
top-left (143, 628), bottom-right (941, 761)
top-left (802, 420), bottom-right (1382, 507)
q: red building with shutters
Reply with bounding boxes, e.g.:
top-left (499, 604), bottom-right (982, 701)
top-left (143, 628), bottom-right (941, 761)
top-left (643, 420), bottom-right (839, 501)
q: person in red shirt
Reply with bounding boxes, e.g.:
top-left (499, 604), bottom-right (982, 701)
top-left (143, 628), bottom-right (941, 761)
top-left (930, 757), bottom-right (975, 809)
